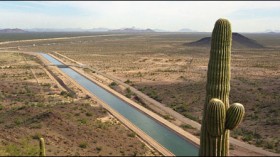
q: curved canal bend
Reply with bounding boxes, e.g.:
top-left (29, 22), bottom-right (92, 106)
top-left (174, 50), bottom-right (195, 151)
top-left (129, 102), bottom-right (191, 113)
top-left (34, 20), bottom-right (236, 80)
top-left (41, 53), bottom-right (199, 156)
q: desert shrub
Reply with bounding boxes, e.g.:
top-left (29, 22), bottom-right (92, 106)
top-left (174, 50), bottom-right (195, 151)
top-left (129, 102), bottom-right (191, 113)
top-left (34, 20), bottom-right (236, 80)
top-left (60, 91), bottom-right (68, 96)
top-left (265, 140), bottom-right (275, 149)
top-left (96, 146), bottom-right (102, 152)
top-left (109, 82), bottom-right (117, 88)
top-left (85, 95), bottom-right (91, 99)
top-left (60, 91), bottom-right (74, 98)
top-left (127, 132), bottom-right (136, 138)
top-left (37, 103), bottom-right (44, 108)
top-left (242, 134), bottom-right (253, 142)
top-left (256, 139), bottom-right (264, 147)
top-left (124, 79), bottom-right (132, 84)
top-left (94, 120), bottom-right (111, 129)
top-left (232, 128), bottom-right (262, 143)
top-left (67, 92), bottom-right (75, 98)
top-left (182, 112), bottom-right (200, 122)
top-left (79, 142), bottom-right (87, 149)
top-left (85, 112), bottom-right (92, 117)
top-left (126, 87), bottom-right (131, 93)
top-left (162, 114), bottom-right (173, 120)
top-left (42, 83), bottom-right (51, 87)
top-left (125, 93), bottom-right (131, 98)
top-left (14, 118), bottom-right (24, 126)
top-left (78, 119), bottom-right (87, 124)
top-left (180, 124), bottom-right (195, 129)
top-left (125, 87), bottom-right (133, 98)
top-left (146, 89), bottom-right (162, 102)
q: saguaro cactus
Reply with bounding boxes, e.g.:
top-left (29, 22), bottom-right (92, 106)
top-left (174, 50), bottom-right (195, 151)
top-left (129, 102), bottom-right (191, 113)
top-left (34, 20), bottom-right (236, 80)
top-left (199, 18), bottom-right (245, 156)
top-left (39, 137), bottom-right (46, 156)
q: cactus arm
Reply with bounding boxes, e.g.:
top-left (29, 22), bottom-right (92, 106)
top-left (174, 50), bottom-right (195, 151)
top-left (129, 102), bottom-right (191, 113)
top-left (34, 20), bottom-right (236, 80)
top-left (205, 98), bottom-right (226, 156)
top-left (225, 103), bottom-right (245, 130)
top-left (206, 98), bottom-right (226, 137)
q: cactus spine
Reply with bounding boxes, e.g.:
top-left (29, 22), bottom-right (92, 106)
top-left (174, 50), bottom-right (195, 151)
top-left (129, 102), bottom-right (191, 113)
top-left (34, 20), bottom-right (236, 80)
top-left (199, 18), bottom-right (245, 156)
top-left (39, 137), bottom-right (46, 156)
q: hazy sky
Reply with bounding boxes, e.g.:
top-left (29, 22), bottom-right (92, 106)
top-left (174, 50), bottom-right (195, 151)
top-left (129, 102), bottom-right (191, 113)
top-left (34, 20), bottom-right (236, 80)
top-left (0, 1), bottom-right (279, 32)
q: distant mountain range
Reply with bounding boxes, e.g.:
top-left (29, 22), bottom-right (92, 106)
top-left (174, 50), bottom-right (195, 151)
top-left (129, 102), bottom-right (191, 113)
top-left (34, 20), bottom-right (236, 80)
top-left (0, 27), bottom-right (196, 33)
top-left (108, 27), bottom-right (155, 33)
top-left (0, 28), bottom-right (278, 33)
top-left (178, 28), bottom-right (196, 32)
top-left (24, 28), bottom-right (110, 32)
top-left (265, 29), bottom-right (280, 33)
top-left (0, 28), bottom-right (27, 33)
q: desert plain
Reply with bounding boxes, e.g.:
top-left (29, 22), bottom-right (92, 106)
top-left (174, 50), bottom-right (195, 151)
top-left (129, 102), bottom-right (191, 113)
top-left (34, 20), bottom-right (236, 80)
top-left (0, 32), bottom-right (279, 155)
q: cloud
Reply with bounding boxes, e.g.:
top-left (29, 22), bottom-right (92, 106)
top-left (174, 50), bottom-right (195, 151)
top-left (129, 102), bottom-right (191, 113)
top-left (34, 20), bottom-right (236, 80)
top-left (0, 10), bottom-right (93, 29)
top-left (61, 1), bottom-right (280, 31)
top-left (0, 1), bottom-right (279, 32)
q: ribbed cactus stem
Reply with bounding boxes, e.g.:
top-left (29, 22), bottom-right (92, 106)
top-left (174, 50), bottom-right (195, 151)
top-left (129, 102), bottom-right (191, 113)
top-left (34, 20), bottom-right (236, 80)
top-left (206, 18), bottom-right (231, 105)
top-left (226, 103), bottom-right (245, 130)
top-left (199, 18), bottom-right (232, 156)
top-left (206, 98), bottom-right (226, 137)
top-left (39, 137), bottom-right (46, 156)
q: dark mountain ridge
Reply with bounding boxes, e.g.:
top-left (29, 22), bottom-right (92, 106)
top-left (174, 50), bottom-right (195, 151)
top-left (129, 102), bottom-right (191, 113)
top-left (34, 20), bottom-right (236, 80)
top-left (186, 32), bottom-right (264, 49)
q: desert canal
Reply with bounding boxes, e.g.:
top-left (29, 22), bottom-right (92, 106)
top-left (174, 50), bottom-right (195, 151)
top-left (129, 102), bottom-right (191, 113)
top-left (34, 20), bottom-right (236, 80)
top-left (41, 53), bottom-right (199, 156)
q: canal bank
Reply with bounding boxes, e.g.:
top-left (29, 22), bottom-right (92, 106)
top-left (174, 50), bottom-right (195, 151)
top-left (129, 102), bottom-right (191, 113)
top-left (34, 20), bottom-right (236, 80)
top-left (39, 52), bottom-right (199, 156)
top-left (36, 53), bottom-right (173, 156)
top-left (48, 53), bottom-right (200, 146)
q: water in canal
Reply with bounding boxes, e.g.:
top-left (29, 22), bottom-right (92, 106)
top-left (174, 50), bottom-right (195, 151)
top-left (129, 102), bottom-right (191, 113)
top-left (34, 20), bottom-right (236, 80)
top-left (41, 53), bottom-right (199, 156)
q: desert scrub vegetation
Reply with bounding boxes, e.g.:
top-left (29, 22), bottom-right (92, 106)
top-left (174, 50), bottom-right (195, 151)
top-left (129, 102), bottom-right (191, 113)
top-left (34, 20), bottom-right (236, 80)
top-left (125, 87), bottom-right (134, 98)
top-left (109, 81), bottom-right (117, 88)
top-left (0, 136), bottom-right (42, 156)
top-left (60, 91), bottom-right (75, 98)
top-left (14, 29), bottom-right (280, 154)
top-left (0, 52), bottom-right (157, 156)
top-left (78, 142), bottom-right (88, 149)
top-left (232, 128), bottom-right (280, 153)
top-left (139, 87), bottom-right (162, 102)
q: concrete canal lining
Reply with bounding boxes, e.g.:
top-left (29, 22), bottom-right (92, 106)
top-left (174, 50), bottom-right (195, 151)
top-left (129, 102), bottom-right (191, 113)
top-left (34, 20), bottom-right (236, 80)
top-left (40, 52), bottom-right (199, 156)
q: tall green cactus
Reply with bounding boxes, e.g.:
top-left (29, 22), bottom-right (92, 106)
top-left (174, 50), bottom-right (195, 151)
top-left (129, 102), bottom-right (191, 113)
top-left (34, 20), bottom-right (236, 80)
top-left (199, 18), bottom-right (245, 156)
top-left (39, 137), bottom-right (46, 156)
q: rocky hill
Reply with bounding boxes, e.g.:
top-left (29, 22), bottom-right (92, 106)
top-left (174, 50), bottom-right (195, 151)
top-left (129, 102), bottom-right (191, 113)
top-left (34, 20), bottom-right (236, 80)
top-left (186, 33), bottom-right (264, 49)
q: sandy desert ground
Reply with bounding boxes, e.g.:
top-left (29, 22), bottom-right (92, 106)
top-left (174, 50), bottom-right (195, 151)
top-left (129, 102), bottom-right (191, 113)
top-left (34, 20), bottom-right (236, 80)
top-left (0, 32), bottom-right (279, 155)
top-left (0, 51), bottom-right (160, 156)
